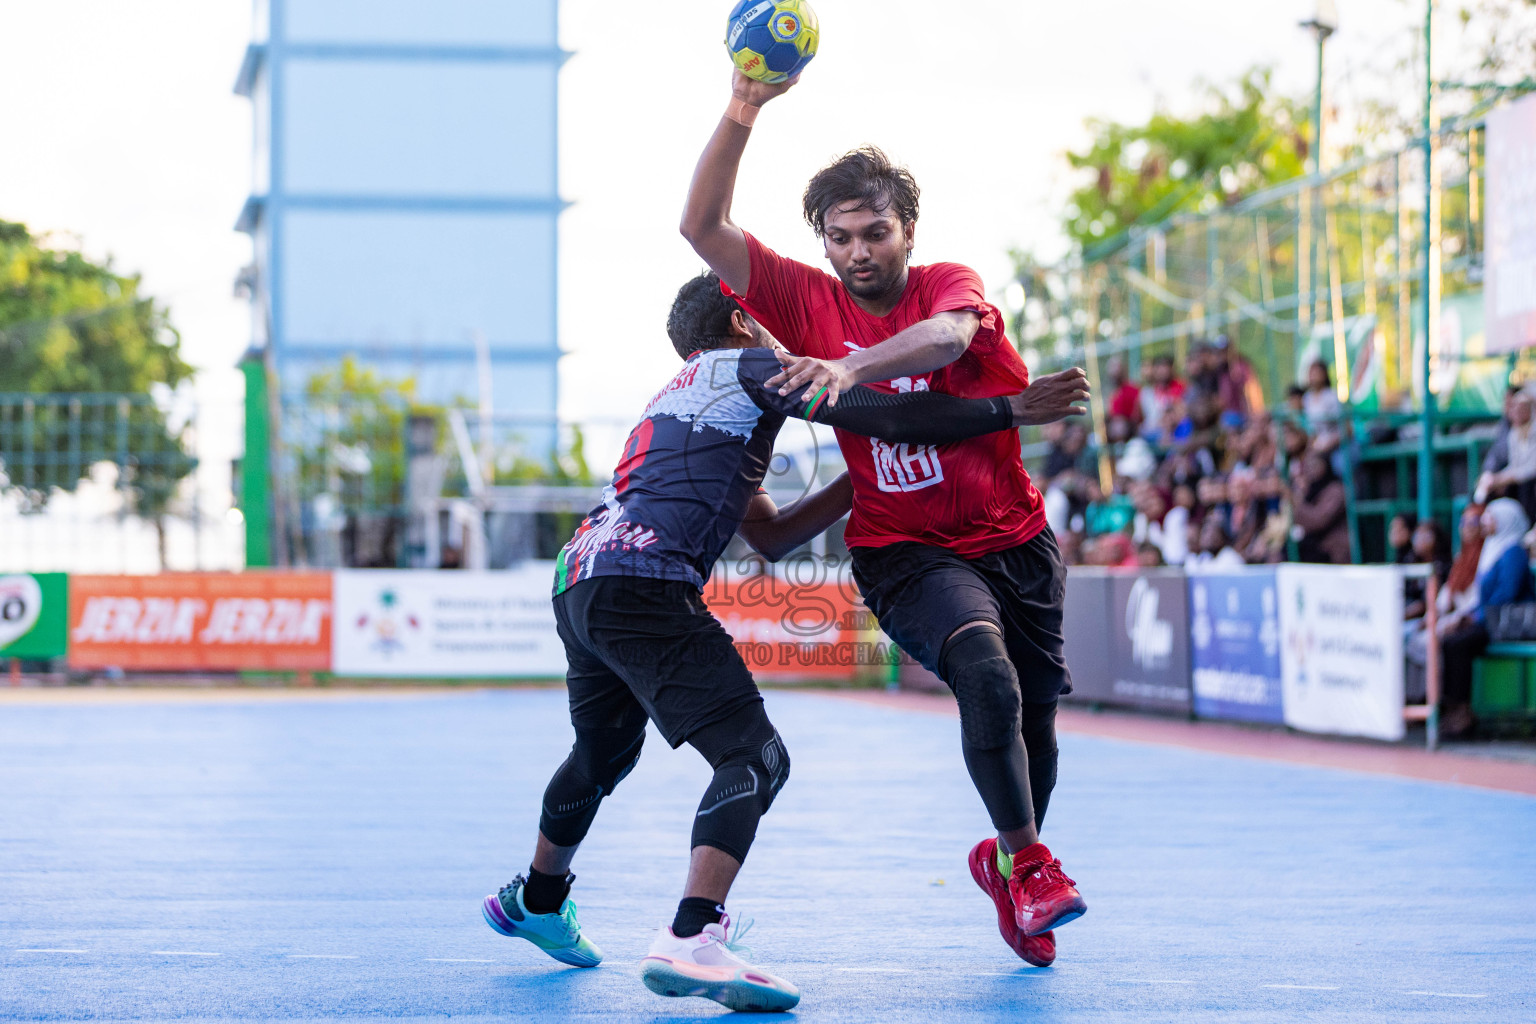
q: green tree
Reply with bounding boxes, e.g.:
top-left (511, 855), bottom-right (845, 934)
top-left (0, 221), bottom-right (191, 393)
top-left (1012, 68), bottom-right (1312, 373)
top-left (0, 221), bottom-right (195, 542)
top-left (299, 355), bottom-right (420, 515)
top-left (1061, 68), bottom-right (1309, 257)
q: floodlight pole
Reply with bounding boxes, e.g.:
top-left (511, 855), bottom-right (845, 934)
top-left (1309, 32), bottom-right (1327, 178)
top-left (1421, 0), bottom-right (1439, 748)
top-left (1419, 1), bottom-right (1436, 526)
top-left (1300, 6), bottom-right (1336, 361)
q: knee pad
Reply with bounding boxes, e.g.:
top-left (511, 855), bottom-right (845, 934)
top-left (695, 725), bottom-right (790, 816)
top-left (538, 726), bottom-right (645, 847)
top-left (687, 707), bottom-right (790, 862)
top-left (940, 623), bottom-right (1022, 751)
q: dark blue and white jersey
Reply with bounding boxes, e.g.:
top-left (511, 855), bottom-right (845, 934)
top-left (553, 346), bottom-right (1014, 594)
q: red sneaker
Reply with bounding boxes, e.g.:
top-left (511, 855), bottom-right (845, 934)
top-left (1009, 843), bottom-right (1087, 937)
top-left (967, 838), bottom-right (1056, 967)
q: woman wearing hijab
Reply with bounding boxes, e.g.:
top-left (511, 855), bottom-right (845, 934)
top-left (1438, 499), bottom-right (1535, 737)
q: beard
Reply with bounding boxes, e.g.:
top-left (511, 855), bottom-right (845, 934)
top-left (837, 261), bottom-right (903, 301)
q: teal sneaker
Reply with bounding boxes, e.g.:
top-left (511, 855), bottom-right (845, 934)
top-left (481, 874), bottom-right (603, 967)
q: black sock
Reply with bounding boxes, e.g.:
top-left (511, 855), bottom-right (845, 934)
top-left (522, 867), bottom-right (572, 915)
top-left (672, 896), bottom-right (725, 938)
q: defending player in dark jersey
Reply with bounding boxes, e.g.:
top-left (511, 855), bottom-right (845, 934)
top-left (481, 272), bottom-right (1086, 1011)
top-left (681, 70), bottom-right (1093, 968)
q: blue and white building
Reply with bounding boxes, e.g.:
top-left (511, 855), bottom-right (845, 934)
top-left (234, 0), bottom-right (565, 417)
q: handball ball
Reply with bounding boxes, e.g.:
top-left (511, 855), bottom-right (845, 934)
top-left (725, 0), bottom-right (818, 85)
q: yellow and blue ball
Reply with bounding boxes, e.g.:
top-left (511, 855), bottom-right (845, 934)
top-left (725, 0), bottom-right (818, 85)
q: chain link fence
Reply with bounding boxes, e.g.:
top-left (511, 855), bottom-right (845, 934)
top-left (1020, 117), bottom-right (1518, 407)
top-left (265, 390), bottom-right (855, 570)
top-left (0, 392), bottom-right (230, 573)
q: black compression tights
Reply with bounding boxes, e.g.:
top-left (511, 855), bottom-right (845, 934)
top-left (939, 623), bottom-right (1059, 834)
top-left (538, 701), bottom-right (789, 865)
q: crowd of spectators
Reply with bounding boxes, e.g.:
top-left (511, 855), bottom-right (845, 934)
top-left (1039, 337), bottom-right (1354, 569)
top-left (1037, 342), bottom-right (1536, 736)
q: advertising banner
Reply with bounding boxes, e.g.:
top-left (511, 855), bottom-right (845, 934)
top-left (1485, 90), bottom-right (1536, 354)
top-left (68, 573), bottom-right (332, 671)
top-left (333, 566), bottom-right (565, 678)
top-left (1062, 568), bottom-right (1191, 713)
top-left (1106, 569), bottom-right (1192, 713)
top-left (1277, 565), bottom-right (1405, 741)
top-left (1303, 295), bottom-right (1511, 416)
top-left (703, 567), bottom-right (866, 682)
top-left (1188, 569), bottom-right (1283, 724)
top-left (1060, 569), bottom-right (1113, 703)
top-left (0, 573), bottom-right (68, 660)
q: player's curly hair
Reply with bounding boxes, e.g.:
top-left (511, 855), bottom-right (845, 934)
top-left (666, 271), bottom-right (745, 359)
top-left (802, 145), bottom-right (920, 237)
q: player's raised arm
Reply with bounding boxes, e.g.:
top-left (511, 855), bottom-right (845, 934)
top-left (679, 70), bottom-right (798, 294)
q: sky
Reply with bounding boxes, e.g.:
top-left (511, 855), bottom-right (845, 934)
top-left (0, 0), bottom-right (1437, 531)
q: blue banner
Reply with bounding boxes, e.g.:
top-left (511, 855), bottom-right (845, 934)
top-left (1188, 569), bottom-right (1284, 724)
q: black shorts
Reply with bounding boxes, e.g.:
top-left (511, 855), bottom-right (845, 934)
top-left (552, 575), bottom-right (763, 748)
top-left (850, 527), bottom-right (1073, 704)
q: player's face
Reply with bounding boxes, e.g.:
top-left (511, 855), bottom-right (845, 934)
top-left (821, 204), bottom-right (914, 305)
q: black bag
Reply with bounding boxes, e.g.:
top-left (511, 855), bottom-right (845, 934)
top-left (1488, 602), bottom-right (1536, 642)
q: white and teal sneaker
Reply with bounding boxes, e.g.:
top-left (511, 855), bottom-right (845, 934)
top-left (639, 915), bottom-right (799, 1012)
top-left (481, 874), bottom-right (602, 967)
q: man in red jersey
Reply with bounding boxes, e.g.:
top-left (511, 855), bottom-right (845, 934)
top-left (680, 71), bottom-right (1090, 969)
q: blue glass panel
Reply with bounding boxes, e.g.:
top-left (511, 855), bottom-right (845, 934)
top-left (280, 209), bottom-right (556, 350)
top-left (282, 0), bottom-right (558, 48)
top-left (283, 60), bottom-right (556, 197)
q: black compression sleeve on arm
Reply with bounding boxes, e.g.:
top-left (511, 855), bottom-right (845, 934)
top-left (815, 386), bottom-right (1014, 445)
top-left (734, 346), bottom-right (1013, 444)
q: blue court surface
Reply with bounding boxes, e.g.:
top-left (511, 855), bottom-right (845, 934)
top-left (2, 688), bottom-right (1533, 1023)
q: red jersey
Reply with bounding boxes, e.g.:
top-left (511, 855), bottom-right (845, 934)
top-left (724, 232), bottom-right (1046, 557)
top-left (1109, 383), bottom-right (1142, 422)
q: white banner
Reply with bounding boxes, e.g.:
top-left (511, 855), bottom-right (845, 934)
top-left (1277, 565), bottom-right (1404, 741)
top-left (333, 566), bottom-right (565, 678)
top-left (1486, 90), bottom-right (1536, 353)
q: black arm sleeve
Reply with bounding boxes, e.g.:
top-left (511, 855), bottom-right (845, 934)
top-left (815, 386), bottom-right (1014, 444)
top-left (735, 348), bottom-right (1014, 445)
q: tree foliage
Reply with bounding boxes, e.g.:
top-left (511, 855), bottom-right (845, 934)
top-left (1061, 68), bottom-right (1309, 256)
top-left (298, 355), bottom-right (421, 514)
top-left (1453, 0), bottom-right (1536, 80)
top-left (0, 220), bottom-right (191, 393)
top-left (0, 220), bottom-right (195, 515)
